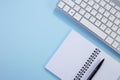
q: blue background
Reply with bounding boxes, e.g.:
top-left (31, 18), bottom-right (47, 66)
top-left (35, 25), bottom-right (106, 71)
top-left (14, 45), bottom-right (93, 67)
top-left (0, 0), bottom-right (120, 80)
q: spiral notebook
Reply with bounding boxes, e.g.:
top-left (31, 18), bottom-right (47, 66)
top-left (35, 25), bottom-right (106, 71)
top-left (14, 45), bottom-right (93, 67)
top-left (46, 30), bottom-right (120, 80)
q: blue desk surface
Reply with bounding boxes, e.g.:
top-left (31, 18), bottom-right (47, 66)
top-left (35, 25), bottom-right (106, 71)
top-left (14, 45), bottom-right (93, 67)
top-left (0, 0), bottom-right (120, 80)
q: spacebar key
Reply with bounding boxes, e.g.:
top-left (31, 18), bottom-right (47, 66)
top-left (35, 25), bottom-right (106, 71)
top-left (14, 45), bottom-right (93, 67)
top-left (80, 18), bottom-right (107, 39)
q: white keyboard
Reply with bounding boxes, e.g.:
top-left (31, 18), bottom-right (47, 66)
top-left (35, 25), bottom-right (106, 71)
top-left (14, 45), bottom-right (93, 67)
top-left (57, 0), bottom-right (120, 54)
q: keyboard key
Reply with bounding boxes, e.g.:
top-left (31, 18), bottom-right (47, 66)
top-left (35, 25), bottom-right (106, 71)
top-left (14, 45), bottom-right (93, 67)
top-left (88, 0), bottom-right (94, 6)
top-left (75, 0), bottom-right (82, 4)
top-left (63, 5), bottom-right (70, 12)
top-left (100, 24), bottom-right (107, 31)
top-left (109, 15), bottom-right (115, 21)
top-left (115, 6), bottom-right (120, 11)
top-left (63, 0), bottom-right (75, 7)
top-left (105, 28), bottom-right (112, 34)
top-left (105, 4), bottom-right (111, 10)
top-left (93, 3), bottom-right (100, 10)
top-left (111, 25), bottom-right (118, 31)
top-left (104, 11), bottom-right (110, 18)
top-left (84, 12), bottom-right (91, 19)
top-left (117, 28), bottom-right (120, 35)
top-left (117, 46), bottom-right (120, 52)
top-left (115, 12), bottom-right (120, 19)
top-left (95, 20), bottom-right (101, 26)
top-left (95, 0), bottom-right (100, 3)
top-left (89, 16), bottom-right (96, 23)
top-left (100, 0), bottom-right (106, 7)
top-left (74, 5), bottom-right (80, 11)
top-left (80, 18), bottom-right (107, 39)
top-left (79, 8), bottom-right (86, 15)
top-left (68, 9), bottom-right (75, 16)
top-left (96, 13), bottom-right (102, 20)
top-left (110, 32), bottom-right (117, 38)
top-left (80, 1), bottom-right (87, 8)
top-left (74, 13), bottom-right (82, 21)
top-left (110, 8), bottom-right (117, 14)
top-left (114, 19), bottom-right (120, 25)
top-left (116, 36), bottom-right (120, 42)
top-left (84, 0), bottom-right (89, 2)
top-left (105, 36), bottom-right (113, 44)
top-left (91, 9), bottom-right (97, 16)
top-left (98, 7), bottom-right (105, 14)
top-left (105, 0), bottom-right (110, 2)
top-left (112, 41), bottom-right (119, 48)
top-left (86, 5), bottom-right (92, 12)
top-left (106, 21), bottom-right (113, 27)
top-left (110, 1), bottom-right (115, 6)
top-left (58, 1), bottom-right (65, 8)
top-left (101, 17), bottom-right (108, 23)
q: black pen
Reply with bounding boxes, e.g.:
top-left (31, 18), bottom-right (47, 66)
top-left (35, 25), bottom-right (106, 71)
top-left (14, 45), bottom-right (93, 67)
top-left (87, 58), bottom-right (105, 80)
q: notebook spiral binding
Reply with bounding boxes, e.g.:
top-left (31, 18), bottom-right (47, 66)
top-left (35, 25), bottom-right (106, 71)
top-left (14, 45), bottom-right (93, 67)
top-left (73, 48), bottom-right (101, 80)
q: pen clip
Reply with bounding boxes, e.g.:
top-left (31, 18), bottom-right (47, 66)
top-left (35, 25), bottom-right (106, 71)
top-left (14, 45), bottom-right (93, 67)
top-left (87, 58), bottom-right (105, 80)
